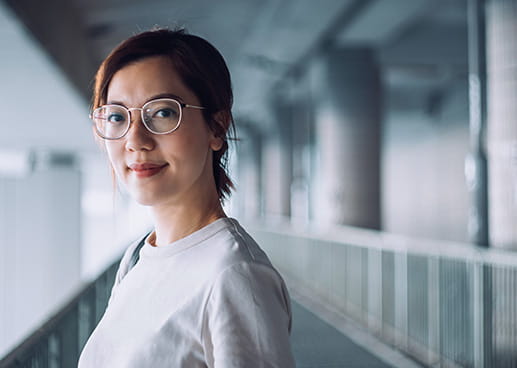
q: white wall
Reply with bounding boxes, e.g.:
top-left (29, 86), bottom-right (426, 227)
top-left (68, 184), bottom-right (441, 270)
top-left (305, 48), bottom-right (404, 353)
top-left (0, 3), bottom-right (93, 153)
top-left (0, 165), bottom-right (81, 356)
top-left (0, 2), bottom-right (151, 357)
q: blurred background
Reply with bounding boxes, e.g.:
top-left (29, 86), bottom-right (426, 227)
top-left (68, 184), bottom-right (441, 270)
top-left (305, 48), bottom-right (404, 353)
top-left (1, 0), bottom-right (516, 366)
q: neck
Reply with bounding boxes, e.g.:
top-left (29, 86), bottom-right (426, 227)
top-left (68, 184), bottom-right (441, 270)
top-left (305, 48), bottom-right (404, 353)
top-left (149, 189), bottom-right (226, 247)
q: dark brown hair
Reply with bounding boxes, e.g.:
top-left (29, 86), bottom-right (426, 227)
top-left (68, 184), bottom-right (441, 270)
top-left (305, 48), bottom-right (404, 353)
top-left (92, 28), bottom-right (235, 200)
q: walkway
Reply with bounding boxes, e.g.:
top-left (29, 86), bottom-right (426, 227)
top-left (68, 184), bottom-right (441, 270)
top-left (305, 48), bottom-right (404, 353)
top-left (291, 301), bottom-right (411, 368)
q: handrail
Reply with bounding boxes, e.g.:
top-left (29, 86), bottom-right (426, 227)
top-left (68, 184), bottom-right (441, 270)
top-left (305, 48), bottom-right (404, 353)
top-left (3, 220), bottom-right (517, 367)
top-left (0, 282), bottom-right (92, 366)
top-left (247, 219), bottom-right (517, 368)
top-left (257, 218), bottom-right (517, 265)
top-left (0, 259), bottom-right (119, 368)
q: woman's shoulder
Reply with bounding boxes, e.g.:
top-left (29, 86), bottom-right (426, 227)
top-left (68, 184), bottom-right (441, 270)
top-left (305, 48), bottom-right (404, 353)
top-left (210, 218), bottom-right (273, 269)
top-left (199, 218), bottom-right (291, 296)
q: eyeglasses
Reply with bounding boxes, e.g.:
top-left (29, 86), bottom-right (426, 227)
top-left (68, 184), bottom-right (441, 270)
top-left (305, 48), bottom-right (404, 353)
top-left (90, 98), bottom-right (205, 140)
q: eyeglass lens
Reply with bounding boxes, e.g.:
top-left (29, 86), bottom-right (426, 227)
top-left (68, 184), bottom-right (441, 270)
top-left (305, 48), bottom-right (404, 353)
top-left (93, 99), bottom-right (182, 139)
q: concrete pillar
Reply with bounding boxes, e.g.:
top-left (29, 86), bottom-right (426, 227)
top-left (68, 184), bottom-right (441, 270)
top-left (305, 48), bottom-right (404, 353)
top-left (290, 92), bottom-right (313, 224)
top-left (466, 0), bottom-right (489, 246)
top-left (310, 47), bottom-right (382, 229)
top-left (235, 125), bottom-right (262, 219)
top-left (486, 0), bottom-right (517, 249)
top-left (262, 100), bottom-right (293, 221)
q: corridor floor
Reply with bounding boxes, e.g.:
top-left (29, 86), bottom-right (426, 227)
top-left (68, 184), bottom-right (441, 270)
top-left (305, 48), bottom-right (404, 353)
top-left (290, 301), bottom-right (393, 368)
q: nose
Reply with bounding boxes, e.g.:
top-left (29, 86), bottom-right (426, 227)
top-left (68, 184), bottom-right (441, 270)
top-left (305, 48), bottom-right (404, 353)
top-left (124, 109), bottom-right (155, 152)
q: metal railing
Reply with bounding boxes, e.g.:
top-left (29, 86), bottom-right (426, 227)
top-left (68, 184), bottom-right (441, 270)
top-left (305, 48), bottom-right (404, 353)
top-left (0, 261), bottom-right (119, 368)
top-left (249, 221), bottom-right (517, 368)
top-left (2, 222), bottom-right (517, 367)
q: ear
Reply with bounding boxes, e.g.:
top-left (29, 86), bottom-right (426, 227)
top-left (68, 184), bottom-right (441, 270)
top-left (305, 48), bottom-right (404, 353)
top-left (209, 111), bottom-right (228, 151)
top-left (209, 136), bottom-right (224, 151)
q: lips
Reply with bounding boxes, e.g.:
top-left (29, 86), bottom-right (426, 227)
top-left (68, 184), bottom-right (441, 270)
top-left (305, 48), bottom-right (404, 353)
top-left (128, 162), bottom-right (168, 178)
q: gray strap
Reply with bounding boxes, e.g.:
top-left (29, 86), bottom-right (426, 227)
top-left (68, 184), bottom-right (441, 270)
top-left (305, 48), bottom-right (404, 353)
top-left (127, 231), bottom-right (151, 272)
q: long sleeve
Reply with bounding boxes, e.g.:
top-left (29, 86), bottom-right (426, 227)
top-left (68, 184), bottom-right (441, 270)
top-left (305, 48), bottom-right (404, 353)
top-left (202, 262), bottom-right (295, 368)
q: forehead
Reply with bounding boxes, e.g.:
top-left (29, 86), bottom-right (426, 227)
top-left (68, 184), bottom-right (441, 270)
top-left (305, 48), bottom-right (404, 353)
top-left (106, 55), bottom-right (197, 105)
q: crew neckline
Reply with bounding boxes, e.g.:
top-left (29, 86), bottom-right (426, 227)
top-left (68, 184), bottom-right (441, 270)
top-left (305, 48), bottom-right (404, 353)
top-left (140, 217), bottom-right (237, 259)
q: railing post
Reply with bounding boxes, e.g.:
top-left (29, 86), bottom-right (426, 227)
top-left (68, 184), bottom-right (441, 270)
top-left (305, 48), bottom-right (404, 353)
top-left (428, 257), bottom-right (440, 364)
top-left (367, 248), bottom-right (382, 334)
top-left (48, 333), bottom-right (59, 368)
top-left (78, 293), bottom-right (94, 352)
top-left (59, 305), bottom-right (79, 368)
top-left (394, 251), bottom-right (408, 350)
top-left (473, 262), bottom-right (493, 367)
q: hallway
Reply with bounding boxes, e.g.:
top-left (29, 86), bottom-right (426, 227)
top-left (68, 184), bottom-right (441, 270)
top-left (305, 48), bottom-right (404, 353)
top-left (291, 301), bottom-right (398, 368)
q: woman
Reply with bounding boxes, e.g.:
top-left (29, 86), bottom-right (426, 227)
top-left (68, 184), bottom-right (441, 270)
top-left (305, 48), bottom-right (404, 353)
top-left (78, 28), bottom-right (295, 367)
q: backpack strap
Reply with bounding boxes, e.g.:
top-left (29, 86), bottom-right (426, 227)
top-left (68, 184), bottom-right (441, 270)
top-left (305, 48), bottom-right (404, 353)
top-left (127, 231), bottom-right (152, 272)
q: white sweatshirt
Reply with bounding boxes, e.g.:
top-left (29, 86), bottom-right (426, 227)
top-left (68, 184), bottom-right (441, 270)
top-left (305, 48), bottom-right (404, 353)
top-left (78, 218), bottom-right (295, 367)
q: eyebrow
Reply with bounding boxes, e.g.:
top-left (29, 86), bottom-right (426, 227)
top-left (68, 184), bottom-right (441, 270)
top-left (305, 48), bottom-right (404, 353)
top-left (106, 93), bottom-right (185, 106)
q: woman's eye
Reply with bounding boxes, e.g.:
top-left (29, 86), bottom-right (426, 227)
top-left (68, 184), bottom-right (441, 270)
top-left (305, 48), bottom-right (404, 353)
top-left (154, 109), bottom-right (177, 119)
top-left (107, 113), bottom-right (125, 123)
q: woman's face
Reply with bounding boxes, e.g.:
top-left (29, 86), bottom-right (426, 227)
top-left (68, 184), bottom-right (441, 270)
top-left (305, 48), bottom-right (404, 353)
top-left (105, 56), bottom-right (222, 206)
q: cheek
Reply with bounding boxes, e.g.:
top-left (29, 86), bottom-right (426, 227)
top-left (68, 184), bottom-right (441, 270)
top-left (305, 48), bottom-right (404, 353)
top-left (105, 143), bottom-right (124, 174)
top-left (163, 132), bottom-right (212, 176)
top-left (169, 123), bottom-right (211, 156)
top-left (186, 132), bottom-right (212, 161)
top-left (166, 139), bottom-right (205, 167)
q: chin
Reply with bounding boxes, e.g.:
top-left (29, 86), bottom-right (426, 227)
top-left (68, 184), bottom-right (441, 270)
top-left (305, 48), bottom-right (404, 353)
top-left (132, 193), bottom-right (162, 206)
top-left (134, 198), bottom-right (157, 207)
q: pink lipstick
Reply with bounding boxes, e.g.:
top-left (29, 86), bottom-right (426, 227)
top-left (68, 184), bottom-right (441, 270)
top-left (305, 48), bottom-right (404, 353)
top-left (129, 163), bottom-right (167, 178)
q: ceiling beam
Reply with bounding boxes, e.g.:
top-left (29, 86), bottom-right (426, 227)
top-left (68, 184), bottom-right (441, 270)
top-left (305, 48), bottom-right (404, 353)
top-left (335, 0), bottom-right (430, 45)
top-left (5, 0), bottom-right (97, 101)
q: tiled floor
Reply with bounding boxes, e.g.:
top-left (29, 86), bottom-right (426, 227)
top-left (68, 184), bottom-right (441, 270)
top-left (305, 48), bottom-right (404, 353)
top-left (291, 301), bottom-right (393, 368)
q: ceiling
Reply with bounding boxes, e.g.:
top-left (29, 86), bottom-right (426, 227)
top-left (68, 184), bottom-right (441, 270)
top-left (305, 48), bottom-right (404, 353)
top-left (1, 0), bottom-right (468, 147)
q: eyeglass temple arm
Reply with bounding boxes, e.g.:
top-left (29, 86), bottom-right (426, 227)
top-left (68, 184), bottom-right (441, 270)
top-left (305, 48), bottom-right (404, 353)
top-left (183, 104), bottom-right (205, 110)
